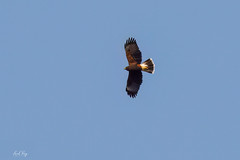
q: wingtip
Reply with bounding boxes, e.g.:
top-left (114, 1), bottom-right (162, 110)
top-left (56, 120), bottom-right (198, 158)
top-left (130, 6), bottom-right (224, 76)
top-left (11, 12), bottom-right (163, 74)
top-left (124, 37), bottom-right (137, 48)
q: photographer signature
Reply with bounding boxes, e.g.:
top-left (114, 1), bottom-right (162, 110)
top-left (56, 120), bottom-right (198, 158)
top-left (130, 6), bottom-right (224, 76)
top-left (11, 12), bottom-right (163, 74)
top-left (13, 151), bottom-right (28, 157)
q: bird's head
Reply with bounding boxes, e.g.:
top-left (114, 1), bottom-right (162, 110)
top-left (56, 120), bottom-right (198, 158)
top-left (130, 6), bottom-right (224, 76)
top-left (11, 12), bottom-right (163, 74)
top-left (124, 66), bottom-right (129, 71)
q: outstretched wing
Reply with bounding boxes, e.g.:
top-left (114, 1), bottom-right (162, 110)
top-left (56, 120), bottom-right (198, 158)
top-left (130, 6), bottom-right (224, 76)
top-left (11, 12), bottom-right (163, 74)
top-left (124, 37), bottom-right (142, 65)
top-left (126, 71), bottom-right (143, 98)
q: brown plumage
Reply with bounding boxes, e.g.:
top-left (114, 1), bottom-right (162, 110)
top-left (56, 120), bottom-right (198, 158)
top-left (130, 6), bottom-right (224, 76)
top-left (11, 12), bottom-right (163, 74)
top-left (124, 37), bottom-right (155, 98)
top-left (125, 38), bottom-right (142, 65)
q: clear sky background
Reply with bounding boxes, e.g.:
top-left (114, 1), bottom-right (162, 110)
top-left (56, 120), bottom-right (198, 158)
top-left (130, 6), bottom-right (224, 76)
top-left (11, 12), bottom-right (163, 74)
top-left (1, 0), bottom-right (240, 160)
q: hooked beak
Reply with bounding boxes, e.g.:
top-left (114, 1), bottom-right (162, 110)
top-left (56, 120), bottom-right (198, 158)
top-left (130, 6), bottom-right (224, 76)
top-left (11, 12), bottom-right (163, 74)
top-left (124, 67), bottom-right (126, 70)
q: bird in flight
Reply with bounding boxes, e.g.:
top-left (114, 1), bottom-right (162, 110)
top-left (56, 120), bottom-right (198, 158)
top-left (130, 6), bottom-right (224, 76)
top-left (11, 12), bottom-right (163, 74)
top-left (124, 37), bottom-right (155, 98)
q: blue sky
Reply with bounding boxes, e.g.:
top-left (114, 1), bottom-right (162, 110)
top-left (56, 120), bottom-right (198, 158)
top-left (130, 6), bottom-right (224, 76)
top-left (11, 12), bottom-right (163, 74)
top-left (1, 0), bottom-right (240, 160)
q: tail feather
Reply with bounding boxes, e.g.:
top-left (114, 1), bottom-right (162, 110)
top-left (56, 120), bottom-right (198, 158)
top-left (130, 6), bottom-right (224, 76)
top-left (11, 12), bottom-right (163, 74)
top-left (140, 58), bottom-right (155, 74)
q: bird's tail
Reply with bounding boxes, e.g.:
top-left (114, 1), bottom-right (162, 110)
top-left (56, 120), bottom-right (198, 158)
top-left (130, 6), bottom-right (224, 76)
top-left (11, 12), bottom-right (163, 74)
top-left (140, 58), bottom-right (155, 74)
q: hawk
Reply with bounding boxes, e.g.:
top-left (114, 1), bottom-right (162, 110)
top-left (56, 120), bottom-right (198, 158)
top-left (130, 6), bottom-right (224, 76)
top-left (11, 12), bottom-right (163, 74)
top-left (124, 37), bottom-right (155, 98)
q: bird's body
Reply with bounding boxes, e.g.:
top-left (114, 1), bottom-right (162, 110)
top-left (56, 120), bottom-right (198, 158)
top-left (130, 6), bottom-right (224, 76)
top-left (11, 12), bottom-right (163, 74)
top-left (124, 37), bottom-right (155, 98)
top-left (125, 64), bottom-right (142, 71)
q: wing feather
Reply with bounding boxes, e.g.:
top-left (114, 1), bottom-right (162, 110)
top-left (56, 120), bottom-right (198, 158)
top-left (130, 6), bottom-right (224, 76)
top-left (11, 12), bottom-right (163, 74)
top-left (124, 37), bottom-right (142, 64)
top-left (126, 71), bottom-right (143, 98)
